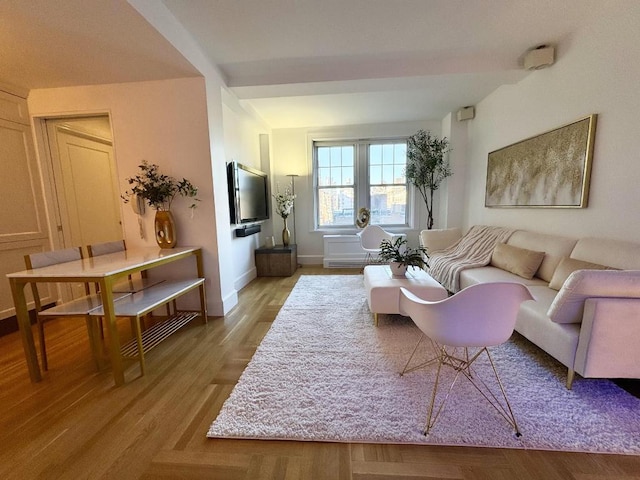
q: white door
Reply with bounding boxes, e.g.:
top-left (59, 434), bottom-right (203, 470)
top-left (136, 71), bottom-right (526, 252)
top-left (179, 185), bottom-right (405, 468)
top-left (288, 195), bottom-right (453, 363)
top-left (45, 117), bottom-right (123, 299)
top-left (46, 118), bottom-right (123, 250)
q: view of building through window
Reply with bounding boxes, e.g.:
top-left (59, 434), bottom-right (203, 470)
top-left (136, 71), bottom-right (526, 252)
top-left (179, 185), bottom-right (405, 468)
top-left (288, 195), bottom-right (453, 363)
top-left (315, 140), bottom-right (407, 228)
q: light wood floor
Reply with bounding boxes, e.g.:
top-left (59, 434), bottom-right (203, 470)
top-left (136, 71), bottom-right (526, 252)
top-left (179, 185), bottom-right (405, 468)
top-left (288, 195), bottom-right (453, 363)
top-left (1, 266), bottom-right (639, 480)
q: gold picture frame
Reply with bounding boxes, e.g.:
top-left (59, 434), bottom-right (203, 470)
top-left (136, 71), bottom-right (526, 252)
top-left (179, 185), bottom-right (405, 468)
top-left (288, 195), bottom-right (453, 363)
top-left (485, 114), bottom-right (597, 208)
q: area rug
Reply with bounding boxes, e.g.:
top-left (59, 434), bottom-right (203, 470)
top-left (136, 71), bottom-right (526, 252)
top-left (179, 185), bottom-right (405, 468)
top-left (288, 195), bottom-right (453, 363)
top-left (207, 275), bottom-right (640, 453)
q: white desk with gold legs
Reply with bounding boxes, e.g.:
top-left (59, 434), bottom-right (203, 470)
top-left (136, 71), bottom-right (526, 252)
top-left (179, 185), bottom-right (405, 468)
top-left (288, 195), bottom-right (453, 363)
top-left (7, 246), bottom-right (207, 386)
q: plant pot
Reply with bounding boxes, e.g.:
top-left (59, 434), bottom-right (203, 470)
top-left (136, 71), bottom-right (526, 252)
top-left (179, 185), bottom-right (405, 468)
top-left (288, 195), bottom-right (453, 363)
top-left (389, 262), bottom-right (407, 277)
top-left (155, 210), bottom-right (177, 249)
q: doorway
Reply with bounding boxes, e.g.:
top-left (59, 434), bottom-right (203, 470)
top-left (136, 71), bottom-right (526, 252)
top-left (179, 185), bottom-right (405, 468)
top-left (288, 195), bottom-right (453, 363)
top-left (44, 116), bottom-right (123, 250)
top-left (43, 116), bottom-right (124, 299)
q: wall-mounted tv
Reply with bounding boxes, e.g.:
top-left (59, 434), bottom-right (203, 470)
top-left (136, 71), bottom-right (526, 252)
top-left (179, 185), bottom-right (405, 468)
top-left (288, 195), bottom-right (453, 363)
top-left (227, 161), bottom-right (270, 224)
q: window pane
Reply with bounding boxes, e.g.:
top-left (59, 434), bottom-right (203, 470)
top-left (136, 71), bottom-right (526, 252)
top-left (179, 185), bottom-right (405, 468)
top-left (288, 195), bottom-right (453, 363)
top-left (318, 167), bottom-right (331, 186)
top-left (330, 146), bottom-right (343, 167)
top-left (342, 166), bottom-right (352, 184)
top-left (369, 144), bottom-right (382, 164)
top-left (382, 144), bottom-right (394, 164)
top-left (370, 185), bottom-right (407, 225)
top-left (381, 164), bottom-right (394, 184)
top-left (318, 147), bottom-right (330, 168)
top-left (394, 143), bottom-right (407, 158)
top-left (341, 146), bottom-right (355, 166)
top-left (370, 164), bottom-right (382, 185)
top-left (318, 187), bottom-right (355, 227)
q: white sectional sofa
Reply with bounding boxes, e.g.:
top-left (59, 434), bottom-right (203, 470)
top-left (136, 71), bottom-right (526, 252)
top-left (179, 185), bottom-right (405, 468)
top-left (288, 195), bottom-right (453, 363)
top-left (420, 227), bottom-right (640, 388)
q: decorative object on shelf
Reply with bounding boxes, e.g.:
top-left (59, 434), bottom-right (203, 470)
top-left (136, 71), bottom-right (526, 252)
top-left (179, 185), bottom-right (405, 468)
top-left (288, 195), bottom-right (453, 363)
top-left (273, 186), bottom-right (296, 247)
top-left (122, 160), bottom-right (199, 249)
top-left (486, 114), bottom-right (597, 208)
top-left (378, 237), bottom-right (428, 277)
top-left (282, 218), bottom-right (290, 247)
top-left (356, 207), bottom-right (371, 228)
top-left (154, 210), bottom-right (177, 248)
top-left (406, 130), bottom-right (452, 230)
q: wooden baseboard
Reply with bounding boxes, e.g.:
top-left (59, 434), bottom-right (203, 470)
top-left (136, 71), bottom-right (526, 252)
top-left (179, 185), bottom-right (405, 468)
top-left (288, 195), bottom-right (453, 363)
top-left (0, 308), bottom-right (41, 337)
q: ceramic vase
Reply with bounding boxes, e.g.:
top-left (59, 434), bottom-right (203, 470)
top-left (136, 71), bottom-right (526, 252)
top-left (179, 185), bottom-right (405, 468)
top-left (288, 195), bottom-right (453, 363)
top-left (389, 261), bottom-right (407, 277)
top-left (155, 210), bottom-right (177, 249)
top-left (282, 217), bottom-right (290, 246)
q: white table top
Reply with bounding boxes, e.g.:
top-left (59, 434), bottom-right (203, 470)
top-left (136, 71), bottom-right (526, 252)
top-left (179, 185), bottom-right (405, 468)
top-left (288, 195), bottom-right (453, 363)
top-left (7, 246), bottom-right (200, 279)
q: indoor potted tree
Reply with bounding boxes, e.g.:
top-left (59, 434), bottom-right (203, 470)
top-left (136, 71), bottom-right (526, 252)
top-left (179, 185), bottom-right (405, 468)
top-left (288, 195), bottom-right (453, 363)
top-left (122, 160), bottom-right (199, 248)
top-left (406, 129), bottom-right (452, 230)
top-left (378, 237), bottom-right (428, 277)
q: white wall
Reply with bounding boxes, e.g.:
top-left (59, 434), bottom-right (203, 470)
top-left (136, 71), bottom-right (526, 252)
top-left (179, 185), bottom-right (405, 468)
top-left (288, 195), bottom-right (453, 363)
top-left (222, 91), bottom-right (273, 289)
top-left (271, 120), bottom-right (441, 262)
top-left (129, 0), bottom-right (240, 313)
top-left (463, 4), bottom-right (640, 242)
top-left (27, 78), bottom-right (225, 314)
top-left (439, 112), bottom-right (468, 229)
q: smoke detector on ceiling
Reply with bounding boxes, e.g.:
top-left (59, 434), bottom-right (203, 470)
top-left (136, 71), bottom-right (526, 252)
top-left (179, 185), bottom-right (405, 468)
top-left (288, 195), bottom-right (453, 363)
top-left (524, 45), bottom-right (555, 70)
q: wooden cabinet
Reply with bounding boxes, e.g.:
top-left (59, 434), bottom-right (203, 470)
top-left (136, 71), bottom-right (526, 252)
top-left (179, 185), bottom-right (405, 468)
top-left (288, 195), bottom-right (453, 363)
top-left (255, 245), bottom-right (297, 277)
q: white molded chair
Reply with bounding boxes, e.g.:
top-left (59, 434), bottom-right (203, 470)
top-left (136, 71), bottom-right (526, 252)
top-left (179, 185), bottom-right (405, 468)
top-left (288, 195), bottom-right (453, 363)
top-left (399, 282), bottom-right (533, 436)
top-left (357, 225), bottom-right (398, 268)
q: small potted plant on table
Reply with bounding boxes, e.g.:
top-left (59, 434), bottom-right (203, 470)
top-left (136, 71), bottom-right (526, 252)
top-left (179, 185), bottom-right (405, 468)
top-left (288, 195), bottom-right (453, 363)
top-left (379, 237), bottom-right (428, 277)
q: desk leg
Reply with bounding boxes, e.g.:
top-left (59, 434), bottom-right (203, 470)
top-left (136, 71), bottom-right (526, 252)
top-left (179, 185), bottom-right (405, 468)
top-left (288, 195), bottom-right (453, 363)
top-left (10, 279), bottom-right (41, 382)
top-left (99, 279), bottom-right (124, 386)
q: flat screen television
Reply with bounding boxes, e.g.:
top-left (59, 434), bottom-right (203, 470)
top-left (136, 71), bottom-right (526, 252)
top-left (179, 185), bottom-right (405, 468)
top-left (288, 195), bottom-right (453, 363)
top-left (227, 161), bottom-right (270, 224)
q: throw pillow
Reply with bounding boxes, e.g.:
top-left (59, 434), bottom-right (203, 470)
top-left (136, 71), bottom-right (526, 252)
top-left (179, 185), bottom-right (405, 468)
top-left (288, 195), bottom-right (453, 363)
top-left (490, 243), bottom-right (545, 279)
top-left (548, 256), bottom-right (609, 290)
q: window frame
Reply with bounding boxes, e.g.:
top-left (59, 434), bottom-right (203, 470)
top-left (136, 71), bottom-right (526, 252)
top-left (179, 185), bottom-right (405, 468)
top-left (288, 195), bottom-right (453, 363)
top-left (312, 137), bottom-right (415, 231)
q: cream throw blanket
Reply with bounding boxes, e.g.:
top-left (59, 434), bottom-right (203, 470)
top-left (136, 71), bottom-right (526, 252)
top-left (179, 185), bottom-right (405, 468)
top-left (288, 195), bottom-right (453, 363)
top-left (428, 225), bottom-right (516, 293)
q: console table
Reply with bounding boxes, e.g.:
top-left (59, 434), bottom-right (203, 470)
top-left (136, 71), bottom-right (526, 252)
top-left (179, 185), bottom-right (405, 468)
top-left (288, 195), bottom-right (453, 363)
top-left (255, 244), bottom-right (297, 276)
top-left (7, 246), bottom-right (206, 386)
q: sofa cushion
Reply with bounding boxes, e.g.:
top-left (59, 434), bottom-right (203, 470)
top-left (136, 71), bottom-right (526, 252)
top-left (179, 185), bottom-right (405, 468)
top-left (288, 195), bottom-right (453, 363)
top-left (459, 266), bottom-right (548, 290)
top-left (490, 243), bottom-right (545, 279)
top-left (507, 231), bottom-right (577, 282)
top-left (548, 257), bottom-right (610, 290)
top-left (547, 270), bottom-right (640, 324)
top-left (571, 237), bottom-right (640, 270)
top-left (515, 299), bottom-right (581, 370)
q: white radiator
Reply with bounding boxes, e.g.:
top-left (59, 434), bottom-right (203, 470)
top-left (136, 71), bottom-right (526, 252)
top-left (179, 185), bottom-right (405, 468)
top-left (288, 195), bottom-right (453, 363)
top-left (323, 234), bottom-right (366, 268)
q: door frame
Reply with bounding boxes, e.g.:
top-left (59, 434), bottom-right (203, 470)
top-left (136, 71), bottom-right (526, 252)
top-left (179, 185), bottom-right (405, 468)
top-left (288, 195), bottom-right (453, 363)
top-left (32, 111), bottom-right (122, 253)
top-left (31, 111), bottom-right (123, 301)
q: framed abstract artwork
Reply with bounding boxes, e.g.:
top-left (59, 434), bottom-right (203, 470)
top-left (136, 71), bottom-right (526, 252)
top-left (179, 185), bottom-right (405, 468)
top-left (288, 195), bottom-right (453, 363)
top-left (485, 114), bottom-right (597, 208)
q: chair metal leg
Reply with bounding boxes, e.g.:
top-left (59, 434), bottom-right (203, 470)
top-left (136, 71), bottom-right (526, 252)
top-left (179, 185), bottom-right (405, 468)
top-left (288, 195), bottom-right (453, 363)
top-left (423, 346), bottom-right (465, 435)
top-left (360, 252), bottom-right (373, 273)
top-left (419, 345), bottom-right (521, 437)
top-left (400, 334), bottom-right (438, 376)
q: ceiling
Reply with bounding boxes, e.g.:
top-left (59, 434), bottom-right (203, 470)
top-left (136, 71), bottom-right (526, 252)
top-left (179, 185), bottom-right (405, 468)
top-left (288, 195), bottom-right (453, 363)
top-left (0, 0), bottom-right (599, 129)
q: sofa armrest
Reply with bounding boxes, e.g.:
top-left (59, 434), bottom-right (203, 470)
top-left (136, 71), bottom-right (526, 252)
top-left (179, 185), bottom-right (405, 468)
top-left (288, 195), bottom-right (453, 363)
top-left (547, 269), bottom-right (640, 324)
top-left (419, 228), bottom-right (462, 255)
top-left (574, 297), bottom-right (640, 379)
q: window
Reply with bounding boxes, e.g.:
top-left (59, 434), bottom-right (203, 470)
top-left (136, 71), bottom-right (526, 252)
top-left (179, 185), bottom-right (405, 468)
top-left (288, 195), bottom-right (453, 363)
top-left (314, 139), bottom-right (408, 228)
